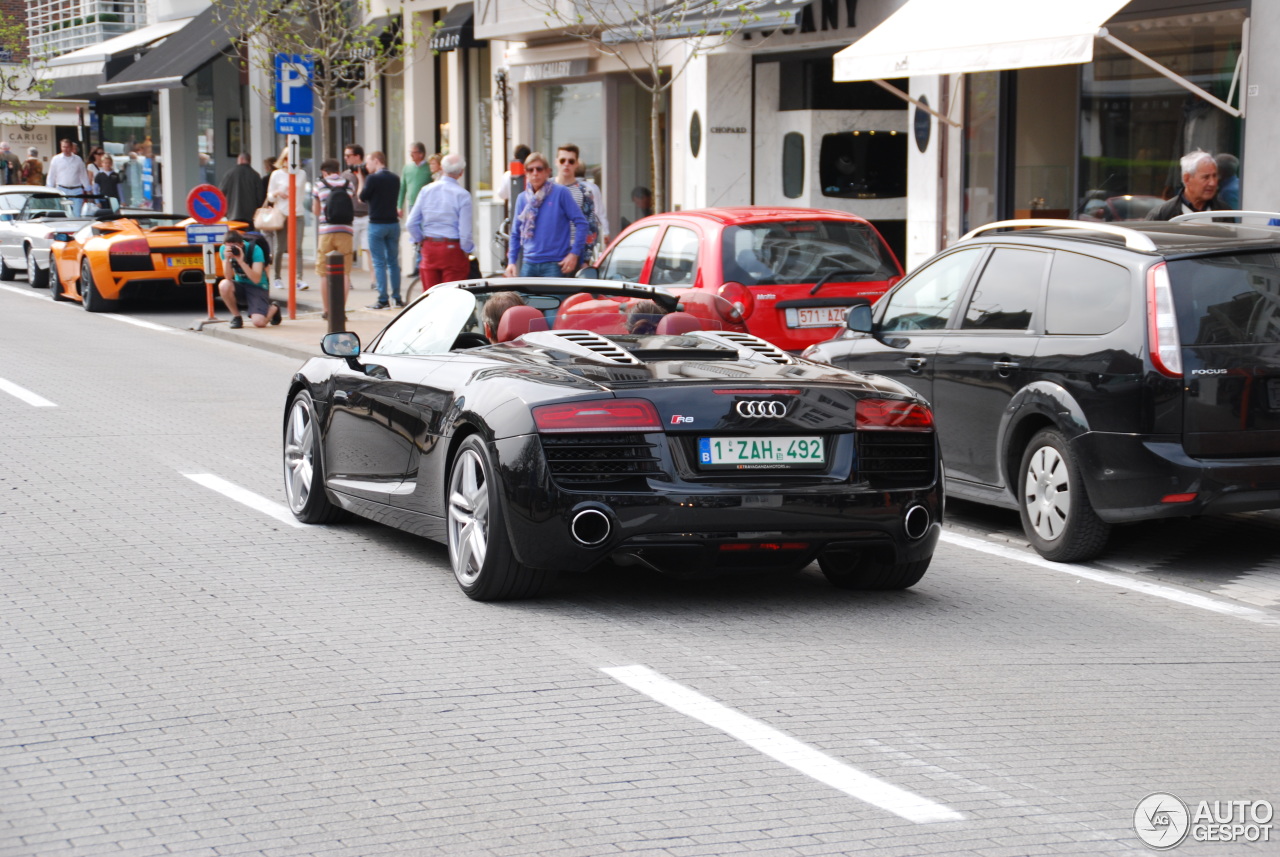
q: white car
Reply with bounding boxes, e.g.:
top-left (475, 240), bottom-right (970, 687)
top-left (0, 189), bottom-right (119, 289)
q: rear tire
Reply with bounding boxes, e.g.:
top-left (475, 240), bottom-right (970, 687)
top-left (80, 259), bottom-right (118, 312)
top-left (283, 390), bottom-right (348, 524)
top-left (819, 549), bottom-right (930, 590)
top-left (1017, 428), bottom-right (1110, 562)
top-left (447, 434), bottom-right (554, 601)
top-left (26, 246), bottom-right (48, 289)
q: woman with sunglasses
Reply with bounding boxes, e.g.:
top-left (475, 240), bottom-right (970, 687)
top-left (503, 152), bottom-right (589, 279)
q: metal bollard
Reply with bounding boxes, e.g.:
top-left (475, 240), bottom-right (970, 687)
top-left (326, 251), bottom-right (345, 335)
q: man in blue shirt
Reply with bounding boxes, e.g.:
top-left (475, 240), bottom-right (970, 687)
top-left (504, 151), bottom-right (589, 278)
top-left (406, 152), bottom-right (474, 295)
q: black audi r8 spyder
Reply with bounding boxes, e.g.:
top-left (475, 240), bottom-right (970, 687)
top-left (283, 279), bottom-right (942, 600)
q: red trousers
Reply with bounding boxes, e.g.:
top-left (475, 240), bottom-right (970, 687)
top-left (419, 240), bottom-right (470, 289)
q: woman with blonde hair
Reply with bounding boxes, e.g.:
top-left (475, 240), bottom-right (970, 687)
top-left (265, 146), bottom-right (308, 289)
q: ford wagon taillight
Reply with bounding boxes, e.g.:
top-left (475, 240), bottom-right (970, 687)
top-left (1146, 262), bottom-right (1182, 378)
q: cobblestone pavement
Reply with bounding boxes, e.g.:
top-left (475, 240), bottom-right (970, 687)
top-left (2, 285), bottom-right (1278, 856)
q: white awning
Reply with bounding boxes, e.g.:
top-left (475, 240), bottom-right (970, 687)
top-left (833, 0), bottom-right (1131, 81)
top-left (42, 17), bottom-right (192, 72)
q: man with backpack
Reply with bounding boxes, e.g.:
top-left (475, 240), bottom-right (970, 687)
top-left (312, 158), bottom-right (354, 320)
top-left (406, 152), bottom-right (473, 295)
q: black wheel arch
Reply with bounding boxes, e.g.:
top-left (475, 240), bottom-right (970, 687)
top-left (999, 381), bottom-right (1092, 495)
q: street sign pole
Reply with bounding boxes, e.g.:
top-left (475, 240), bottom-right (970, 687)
top-left (287, 134), bottom-right (299, 320)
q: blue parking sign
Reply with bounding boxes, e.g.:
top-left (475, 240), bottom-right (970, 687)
top-left (274, 54), bottom-right (313, 114)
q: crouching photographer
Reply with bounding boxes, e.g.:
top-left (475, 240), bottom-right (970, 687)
top-left (218, 230), bottom-right (281, 329)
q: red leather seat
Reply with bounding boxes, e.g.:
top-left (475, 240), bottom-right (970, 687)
top-left (497, 305), bottom-right (548, 341)
top-left (656, 311), bottom-right (701, 334)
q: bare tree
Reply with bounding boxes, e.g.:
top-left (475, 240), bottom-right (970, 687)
top-left (211, 0), bottom-right (425, 159)
top-left (531, 0), bottom-right (796, 213)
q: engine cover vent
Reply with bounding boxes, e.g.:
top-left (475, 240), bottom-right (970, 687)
top-left (523, 330), bottom-right (643, 365)
top-left (692, 331), bottom-right (793, 364)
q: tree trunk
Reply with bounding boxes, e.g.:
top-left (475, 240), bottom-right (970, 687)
top-left (651, 88), bottom-right (663, 214)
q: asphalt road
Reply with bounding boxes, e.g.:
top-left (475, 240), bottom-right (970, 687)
top-left (2, 280), bottom-right (1279, 856)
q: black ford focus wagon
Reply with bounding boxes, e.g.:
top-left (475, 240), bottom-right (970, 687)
top-left (805, 215), bottom-right (1280, 562)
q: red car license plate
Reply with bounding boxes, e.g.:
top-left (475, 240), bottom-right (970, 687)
top-left (786, 306), bottom-right (847, 328)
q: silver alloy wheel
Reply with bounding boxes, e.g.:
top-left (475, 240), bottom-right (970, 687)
top-left (447, 448), bottom-right (490, 586)
top-left (283, 398), bottom-right (315, 513)
top-left (25, 247), bottom-right (36, 280)
top-left (1023, 444), bottom-right (1070, 541)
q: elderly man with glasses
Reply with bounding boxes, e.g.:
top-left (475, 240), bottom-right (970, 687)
top-left (504, 151), bottom-right (589, 279)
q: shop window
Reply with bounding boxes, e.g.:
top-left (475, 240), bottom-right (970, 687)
top-left (776, 57), bottom-right (906, 111)
top-left (782, 133), bottom-right (804, 199)
top-left (819, 132), bottom-right (906, 199)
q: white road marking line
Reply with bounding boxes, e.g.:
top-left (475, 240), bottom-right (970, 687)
top-left (102, 313), bottom-right (181, 332)
top-left (183, 473), bottom-right (307, 529)
top-left (940, 531), bottom-right (1280, 627)
top-left (0, 377), bottom-right (56, 407)
top-left (601, 664), bottom-right (965, 824)
top-left (0, 282), bottom-right (48, 299)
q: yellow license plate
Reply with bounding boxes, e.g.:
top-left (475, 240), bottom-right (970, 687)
top-left (166, 256), bottom-right (199, 267)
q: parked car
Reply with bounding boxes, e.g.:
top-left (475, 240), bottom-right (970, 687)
top-left (1078, 194), bottom-right (1164, 222)
top-left (49, 212), bottom-right (242, 311)
top-left (0, 186), bottom-right (73, 289)
top-left (583, 207), bottom-right (903, 352)
top-left (804, 215), bottom-right (1280, 562)
top-left (283, 279), bottom-right (941, 601)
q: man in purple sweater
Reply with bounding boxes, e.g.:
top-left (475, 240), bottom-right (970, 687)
top-left (504, 151), bottom-right (588, 278)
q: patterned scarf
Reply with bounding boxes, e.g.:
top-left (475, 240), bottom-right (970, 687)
top-left (517, 180), bottom-right (551, 247)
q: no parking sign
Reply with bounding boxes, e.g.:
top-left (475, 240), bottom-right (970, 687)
top-left (186, 184), bottom-right (227, 225)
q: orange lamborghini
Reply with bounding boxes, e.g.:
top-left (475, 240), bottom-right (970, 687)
top-left (49, 213), bottom-right (247, 311)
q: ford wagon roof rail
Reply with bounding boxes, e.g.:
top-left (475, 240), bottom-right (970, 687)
top-left (961, 219), bottom-right (1158, 252)
top-left (1170, 210), bottom-right (1280, 224)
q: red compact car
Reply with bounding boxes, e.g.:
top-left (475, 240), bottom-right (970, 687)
top-left (586, 207), bottom-right (903, 351)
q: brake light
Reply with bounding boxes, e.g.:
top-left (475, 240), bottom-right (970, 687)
top-left (717, 281), bottom-right (755, 321)
top-left (110, 237), bottom-right (150, 256)
top-left (1147, 262), bottom-right (1182, 378)
top-left (533, 398), bottom-right (662, 433)
top-left (856, 398), bottom-right (934, 431)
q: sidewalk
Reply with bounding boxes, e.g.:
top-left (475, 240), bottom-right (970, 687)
top-left (195, 266), bottom-right (416, 362)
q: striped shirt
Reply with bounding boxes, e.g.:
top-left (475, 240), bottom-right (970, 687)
top-left (312, 174), bottom-right (354, 236)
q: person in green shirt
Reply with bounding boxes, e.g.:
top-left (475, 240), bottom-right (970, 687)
top-left (218, 230), bottom-right (281, 329)
top-left (397, 142), bottom-right (433, 283)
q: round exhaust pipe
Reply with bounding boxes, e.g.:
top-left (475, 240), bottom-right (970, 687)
top-left (903, 504), bottom-right (931, 540)
top-left (570, 507), bottom-right (613, 546)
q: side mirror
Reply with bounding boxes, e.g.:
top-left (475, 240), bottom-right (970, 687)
top-left (576, 266), bottom-right (599, 279)
top-left (844, 300), bottom-right (874, 334)
top-left (0, 213), bottom-right (13, 222)
top-left (51, 232), bottom-right (72, 242)
top-left (321, 331), bottom-right (361, 358)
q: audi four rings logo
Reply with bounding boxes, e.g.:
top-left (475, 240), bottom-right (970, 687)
top-left (736, 400), bottom-right (788, 418)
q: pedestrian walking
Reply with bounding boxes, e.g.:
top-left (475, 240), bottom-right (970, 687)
top-left (312, 159), bottom-right (355, 320)
top-left (93, 155), bottom-right (123, 204)
top-left (266, 146), bottom-right (308, 290)
top-left (397, 142), bottom-right (432, 282)
top-left (428, 153), bottom-right (443, 182)
top-left (555, 143), bottom-right (608, 266)
top-left (1146, 151), bottom-right (1228, 221)
top-left (21, 148), bottom-right (43, 185)
top-left (342, 144), bottom-right (371, 273)
top-left (495, 144), bottom-right (531, 207)
top-left (504, 151), bottom-right (589, 278)
top-left (359, 151), bottom-right (403, 308)
top-left (45, 139), bottom-right (89, 195)
top-left (0, 142), bottom-right (21, 184)
top-left (219, 152), bottom-right (266, 226)
top-left (406, 152), bottom-right (472, 297)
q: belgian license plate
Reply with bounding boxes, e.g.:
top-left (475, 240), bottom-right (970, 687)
top-left (785, 306), bottom-right (847, 328)
top-left (697, 436), bottom-right (825, 470)
top-left (166, 256), bottom-right (199, 267)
